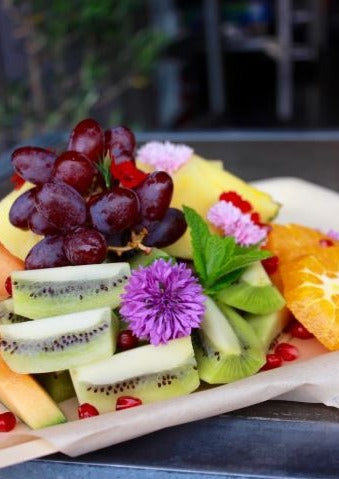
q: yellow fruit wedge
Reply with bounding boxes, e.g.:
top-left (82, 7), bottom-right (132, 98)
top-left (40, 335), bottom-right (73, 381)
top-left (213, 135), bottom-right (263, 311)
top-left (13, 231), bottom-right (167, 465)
top-left (0, 356), bottom-right (66, 429)
top-left (0, 183), bottom-right (42, 260)
top-left (138, 154), bottom-right (280, 258)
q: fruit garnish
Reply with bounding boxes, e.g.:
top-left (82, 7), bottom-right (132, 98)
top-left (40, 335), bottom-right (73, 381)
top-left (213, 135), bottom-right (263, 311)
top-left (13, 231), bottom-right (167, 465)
top-left (116, 396), bottom-right (142, 411)
top-left (207, 201), bottom-right (267, 246)
top-left (10, 173), bottom-right (25, 190)
top-left (0, 411), bottom-right (16, 432)
top-left (11, 147), bottom-right (57, 185)
top-left (53, 151), bottom-right (95, 194)
top-left (260, 353), bottom-right (282, 371)
top-left (319, 238), bottom-right (334, 248)
top-left (281, 247), bottom-right (339, 350)
top-left (64, 227), bottom-right (107, 265)
top-left (287, 320), bottom-right (314, 339)
top-left (5, 277), bottom-right (12, 296)
top-left (137, 141), bottom-right (193, 174)
top-left (275, 343), bottom-right (299, 361)
top-left (183, 207), bottom-right (270, 294)
top-left (68, 118), bottom-right (104, 163)
top-left (219, 191), bottom-right (252, 213)
top-left (120, 258), bottom-right (205, 345)
top-left (262, 256), bottom-right (279, 275)
top-left (117, 330), bottom-right (138, 351)
top-left (78, 403), bottom-right (100, 419)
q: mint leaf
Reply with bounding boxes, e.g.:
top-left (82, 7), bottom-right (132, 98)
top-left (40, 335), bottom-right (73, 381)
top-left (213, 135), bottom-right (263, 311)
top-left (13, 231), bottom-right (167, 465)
top-left (205, 268), bottom-right (244, 295)
top-left (205, 234), bottom-right (235, 287)
top-left (183, 206), bottom-right (209, 281)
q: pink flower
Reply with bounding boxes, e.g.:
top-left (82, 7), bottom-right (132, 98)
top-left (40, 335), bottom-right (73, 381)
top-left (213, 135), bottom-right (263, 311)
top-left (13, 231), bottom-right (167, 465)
top-left (326, 230), bottom-right (339, 241)
top-left (120, 259), bottom-right (205, 346)
top-left (207, 200), bottom-right (267, 246)
top-left (137, 141), bottom-right (193, 174)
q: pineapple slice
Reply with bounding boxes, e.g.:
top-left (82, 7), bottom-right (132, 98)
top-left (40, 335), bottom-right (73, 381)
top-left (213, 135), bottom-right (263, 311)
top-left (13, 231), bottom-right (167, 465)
top-left (0, 182), bottom-right (41, 260)
top-left (138, 155), bottom-right (280, 259)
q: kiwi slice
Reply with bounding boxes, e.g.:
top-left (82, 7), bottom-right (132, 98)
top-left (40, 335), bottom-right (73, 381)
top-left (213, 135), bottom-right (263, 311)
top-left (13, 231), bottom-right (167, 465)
top-left (0, 298), bottom-right (28, 325)
top-left (216, 262), bottom-right (285, 315)
top-left (36, 370), bottom-right (75, 403)
top-left (71, 336), bottom-right (199, 413)
top-left (12, 263), bottom-right (130, 320)
top-left (0, 307), bottom-right (117, 374)
top-left (246, 308), bottom-right (290, 351)
top-left (129, 248), bottom-right (172, 269)
top-left (194, 297), bottom-right (265, 384)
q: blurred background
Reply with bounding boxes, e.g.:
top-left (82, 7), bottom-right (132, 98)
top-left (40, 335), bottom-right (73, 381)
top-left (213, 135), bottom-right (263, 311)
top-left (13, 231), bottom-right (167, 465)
top-left (0, 0), bottom-right (338, 150)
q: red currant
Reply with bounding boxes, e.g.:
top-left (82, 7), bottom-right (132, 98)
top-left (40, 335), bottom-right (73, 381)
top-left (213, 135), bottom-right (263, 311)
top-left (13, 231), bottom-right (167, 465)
top-left (219, 191), bottom-right (252, 213)
top-left (261, 256), bottom-right (279, 275)
top-left (319, 238), bottom-right (334, 248)
top-left (288, 320), bottom-right (314, 339)
top-left (78, 403), bottom-right (99, 419)
top-left (260, 353), bottom-right (282, 371)
top-left (275, 343), bottom-right (299, 361)
top-left (5, 277), bottom-right (12, 296)
top-left (116, 396), bottom-right (142, 411)
top-left (117, 330), bottom-right (138, 351)
top-left (0, 412), bottom-right (16, 432)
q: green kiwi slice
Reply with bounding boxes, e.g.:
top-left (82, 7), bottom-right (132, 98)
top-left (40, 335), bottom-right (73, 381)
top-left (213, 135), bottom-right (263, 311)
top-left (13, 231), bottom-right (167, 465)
top-left (12, 263), bottom-right (130, 320)
top-left (71, 336), bottom-right (199, 413)
top-left (216, 262), bottom-right (285, 315)
top-left (0, 298), bottom-right (28, 325)
top-left (194, 298), bottom-right (265, 384)
top-left (246, 308), bottom-right (290, 351)
top-left (36, 370), bottom-right (75, 403)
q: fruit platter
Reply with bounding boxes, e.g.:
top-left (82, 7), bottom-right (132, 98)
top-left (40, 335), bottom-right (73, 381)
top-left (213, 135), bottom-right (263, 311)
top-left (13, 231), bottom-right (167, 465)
top-left (1, 119), bottom-right (339, 467)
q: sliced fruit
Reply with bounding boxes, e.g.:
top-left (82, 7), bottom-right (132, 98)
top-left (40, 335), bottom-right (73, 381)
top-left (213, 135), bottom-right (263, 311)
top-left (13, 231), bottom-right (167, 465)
top-left (12, 263), bottom-right (130, 319)
top-left (194, 297), bottom-right (265, 384)
top-left (0, 243), bottom-right (24, 300)
top-left (0, 355), bottom-right (65, 429)
top-left (0, 182), bottom-right (41, 260)
top-left (0, 307), bottom-right (116, 373)
top-left (138, 155), bottom-right (280, 258)
top-left (246, 308), bottom-right (290, 351)
top-left (281, 247), bottom-right (339, 350)
top-left (71, 336), bottom-right (199, 413)
top-left (217, 262), bottom-right (285, 315)
top-left (36, 371), bottom-right (75, 403)
top-left (130, 248), bottom-right (172, 269)
top-left (0, 298), bottom-right (28, 325)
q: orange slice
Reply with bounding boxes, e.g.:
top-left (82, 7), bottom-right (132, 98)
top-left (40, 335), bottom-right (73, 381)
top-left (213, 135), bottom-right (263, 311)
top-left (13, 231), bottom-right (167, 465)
top-left (281, 247), bottom-right (339, 350)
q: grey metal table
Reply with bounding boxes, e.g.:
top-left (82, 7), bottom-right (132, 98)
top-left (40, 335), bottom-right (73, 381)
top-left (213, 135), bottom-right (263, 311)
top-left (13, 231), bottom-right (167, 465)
top-left (2, 131), bottom-right (339, 478)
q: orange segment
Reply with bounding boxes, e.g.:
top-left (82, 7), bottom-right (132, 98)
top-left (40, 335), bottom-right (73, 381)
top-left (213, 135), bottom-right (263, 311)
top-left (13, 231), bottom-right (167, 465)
top-left (281, 247), bottom-right (339, 350)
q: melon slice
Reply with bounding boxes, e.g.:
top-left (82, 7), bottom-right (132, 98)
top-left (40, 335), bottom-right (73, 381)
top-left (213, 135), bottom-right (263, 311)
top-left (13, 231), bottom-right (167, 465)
top-left (0, 242), bottom-right (24, 300)
top-left (0, 183), bottom-right (41, 260)
top-left (0, 355), bottom-right (66, 429)
top-left (138, 154), bottom-right (280, 258)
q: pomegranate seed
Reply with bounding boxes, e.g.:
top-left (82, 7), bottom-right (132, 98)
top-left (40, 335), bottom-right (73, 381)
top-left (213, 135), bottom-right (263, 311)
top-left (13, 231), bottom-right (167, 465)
top-left (260, 353), bottom-right (282, 371)
top-left (275, 343), bottom-right (299, 361)
top-left (219, 191), bottom-right (252, 213)
top-left (262, 255), bottom-right (279, 275)
top-left (117, 330), bottom-right (138, 351)
top-left (5, 277), bottom-right (12, 296)
top-left (0, 412), bottom-right (16, 432)
top-left (10, 173), bottom-right (25, 190)
top-left (116, 396), bottom-right (142, 411)
top-left (319, 238), bottom-right (334, 247)
top-left (288, 320), bottom-right (314, 339)
top-left (78, 403), bottom-right (99, 419)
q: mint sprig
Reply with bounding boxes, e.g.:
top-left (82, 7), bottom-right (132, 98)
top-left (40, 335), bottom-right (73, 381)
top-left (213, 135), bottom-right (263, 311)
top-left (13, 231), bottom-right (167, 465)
top-left (183, 206), bottom-right (271, 295)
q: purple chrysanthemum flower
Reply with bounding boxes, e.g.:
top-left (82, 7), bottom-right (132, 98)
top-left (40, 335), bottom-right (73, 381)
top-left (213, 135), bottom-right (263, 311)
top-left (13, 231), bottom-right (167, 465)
top-left (207, 200), bottom-right (267, 246)
top-left (120, 259), bottom-right (205, 345)
top-left (326, 229), bottom-right (339, 241)
top-left (137, 141), bottom-right (193, 174)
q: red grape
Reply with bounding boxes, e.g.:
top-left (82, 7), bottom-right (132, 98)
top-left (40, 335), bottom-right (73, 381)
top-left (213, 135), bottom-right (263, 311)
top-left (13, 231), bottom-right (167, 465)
top-left (11, 147), bottom-right (56, 185)
top-left (64, 227), bottom-right (107, 265)
top-left (25, 236), bottom-right (69, 270)
top-left (105, 126), bottom-right (136, 155)
top-left (68, 118), bottom-right (104, 163)
top-left (34, 182), bottom-right (87, 231)
top-left (111, 150), bottom-right (135, 167)
top-left (135, 171), bottom-right (173, 221)
top-left (9, 188), bottom-right (36, 229)
top-left (53, 151), bottom-right (95, 193)
top-left (29, 210), bottom-right (60, 236)
top-left (142, 208), bottom-right (187, 247)
top-left (89, 187), bottom-right (140, 234)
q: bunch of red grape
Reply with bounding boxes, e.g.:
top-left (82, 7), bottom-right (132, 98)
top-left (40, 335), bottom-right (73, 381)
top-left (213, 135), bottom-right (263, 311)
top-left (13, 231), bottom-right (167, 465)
top-left (9, 119), bottom-right (187, 270)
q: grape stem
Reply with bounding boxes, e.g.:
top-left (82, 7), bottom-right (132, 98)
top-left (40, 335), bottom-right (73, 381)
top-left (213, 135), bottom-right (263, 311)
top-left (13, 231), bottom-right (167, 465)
top-left (107, 228), bottom-right (152, 256)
